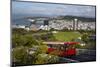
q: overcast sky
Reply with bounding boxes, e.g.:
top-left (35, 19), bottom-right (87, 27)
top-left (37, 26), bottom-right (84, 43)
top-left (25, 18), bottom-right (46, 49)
top-left (12, 1), bottom-right (96, 18)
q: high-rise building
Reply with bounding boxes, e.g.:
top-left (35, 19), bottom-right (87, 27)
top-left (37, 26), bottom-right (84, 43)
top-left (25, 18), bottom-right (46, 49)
top-left (44, 20), bottom-right (49, 25)
top-left (73, 18), bottom-right (78, 30)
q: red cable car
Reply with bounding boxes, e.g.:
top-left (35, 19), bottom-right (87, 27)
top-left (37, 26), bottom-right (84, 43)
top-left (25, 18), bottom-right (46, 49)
top-left (46, 42), bottom-right (79, 57)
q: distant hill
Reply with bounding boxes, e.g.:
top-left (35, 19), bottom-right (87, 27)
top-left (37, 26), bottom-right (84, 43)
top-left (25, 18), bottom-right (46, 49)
top-left (26, 15), bottom-right (96, 22)
top-left (62, 15), bottom-right (96, 22)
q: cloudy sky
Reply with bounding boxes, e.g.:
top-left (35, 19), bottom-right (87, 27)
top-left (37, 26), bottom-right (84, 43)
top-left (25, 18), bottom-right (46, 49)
top-left (12, 1), bottom-right (96, 18)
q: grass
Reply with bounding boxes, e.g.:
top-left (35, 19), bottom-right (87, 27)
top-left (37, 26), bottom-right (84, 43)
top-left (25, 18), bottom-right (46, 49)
top-left (53, 31), bottom-right (81, 42)
top-left (32, 31), bottom-right (82, 42)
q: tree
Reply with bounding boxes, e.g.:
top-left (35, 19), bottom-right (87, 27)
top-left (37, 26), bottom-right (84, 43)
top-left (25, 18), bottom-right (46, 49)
top-left (34, 54), bottom-right (59, 64)
top-left (81, 33), bottom-right (89, 43)
top-left (50, 28), bottom-right (56, 31)
top-left (12, 33), bottom-right (49, 65)
top-left (62, 27), bottom-right (69, 31)
top-left (12, 34), bottom-right (40, 48)
top-left (12, 28), bottom-right (27, 35)
top-left (12, 34), bottom-right (23, 48)
top-left (12, 47), bottom-right (32, 65)
top-left (47, 55), bottom-right (59, 64)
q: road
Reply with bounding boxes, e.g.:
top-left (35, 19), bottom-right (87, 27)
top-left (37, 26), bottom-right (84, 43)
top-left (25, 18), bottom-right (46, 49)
top-left (65, 49), bottom-right (96, 62)
top-left (66, 54), bottom-right (96, 62)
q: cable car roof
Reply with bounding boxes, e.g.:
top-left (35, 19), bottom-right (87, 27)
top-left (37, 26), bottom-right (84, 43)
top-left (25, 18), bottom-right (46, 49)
top-left (43, 42), bottom-right (79, 45)
top-left (64, 42), bottom-right (79, 45)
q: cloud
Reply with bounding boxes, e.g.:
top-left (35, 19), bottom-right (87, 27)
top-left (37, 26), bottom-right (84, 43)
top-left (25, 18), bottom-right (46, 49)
top-left (12, 1), bottom-right (96, 18)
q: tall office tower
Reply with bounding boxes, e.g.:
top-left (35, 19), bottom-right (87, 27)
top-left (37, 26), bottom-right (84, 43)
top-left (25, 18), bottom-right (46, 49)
top-left (44, 20), bottom-right (49, 25)
top-left (73, 19), bottom-right (75, 30)
top-left (73, 18), bottom-right (78, 30)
